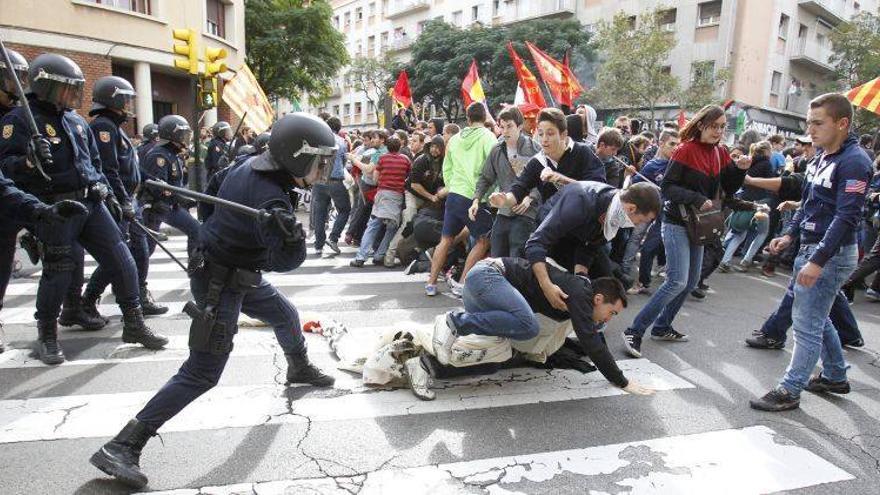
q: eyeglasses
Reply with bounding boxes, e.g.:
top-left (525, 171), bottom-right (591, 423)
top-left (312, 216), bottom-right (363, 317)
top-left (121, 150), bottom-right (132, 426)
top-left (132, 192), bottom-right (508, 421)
top-left (705, 123), bottom-right (727, 132)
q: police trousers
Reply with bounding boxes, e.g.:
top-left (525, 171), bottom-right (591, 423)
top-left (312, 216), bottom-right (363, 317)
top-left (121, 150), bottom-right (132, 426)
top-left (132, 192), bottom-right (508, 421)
top-left (134, 264), bottom-right (307, 430)
top-left (142, 204), bottom-right (200, 282)
top-left (86, 198), bottom-right (150, 297)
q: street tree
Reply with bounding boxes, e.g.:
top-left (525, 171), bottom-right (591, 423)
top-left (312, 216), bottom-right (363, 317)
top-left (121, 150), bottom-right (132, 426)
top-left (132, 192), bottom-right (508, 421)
top-left (245, 0), bottom-right (348, 105)
top-left (348, 56), bottom-right (402, 124)
top-left (590, 8), bottom-right (679, 129)
top-left (679, 62), bottom-right (731, 112)
top-left (829, 11), bottom-right (880, 132)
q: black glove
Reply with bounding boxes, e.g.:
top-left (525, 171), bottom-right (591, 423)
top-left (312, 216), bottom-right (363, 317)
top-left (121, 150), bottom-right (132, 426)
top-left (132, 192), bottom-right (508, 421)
top-left (27, 136), bottom-right (53, 170)
top-left (90, 182), bottom-right (110, 201)
top-left (105, 195), bottom-right (123, 222)
top-left (121, 201), bottom-right (136, 221)
top-left (179, 197), bottom-right (197, 210)
top-left (32, 199), bottom-right (88, 224)
top-left (268, 208), bottom-right (305, 247)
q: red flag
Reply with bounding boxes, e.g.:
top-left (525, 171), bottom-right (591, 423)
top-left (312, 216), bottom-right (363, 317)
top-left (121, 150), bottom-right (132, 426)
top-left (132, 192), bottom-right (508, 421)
top-left (461, 59), bottom-right (487, 107)
top-left (677, 110), bottom-right (687, 128)
top-left (507, 42), bottom-right (546, 108)
top-left (525, 42), bottom-right (583, 107)
top-left (391, 70), bottom-right (412, 108)
top-left (560, 49), bottom-right (585, 108)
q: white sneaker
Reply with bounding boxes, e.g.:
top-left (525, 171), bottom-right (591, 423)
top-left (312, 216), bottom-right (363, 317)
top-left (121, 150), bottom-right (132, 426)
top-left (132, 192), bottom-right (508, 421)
top-left (404, 356), bottom-right (435, 401)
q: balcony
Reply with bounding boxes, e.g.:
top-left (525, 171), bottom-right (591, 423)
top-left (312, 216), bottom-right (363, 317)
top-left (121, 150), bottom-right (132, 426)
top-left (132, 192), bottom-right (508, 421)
top-left (387, 35), bottom-right (415, 53)
top-left (789, 40), bottom-right (834, 74)
top-left (494, 0), bottom-right (576, 25)
top-left (798, 0), bottom-right (847, 25)
top-left (783, 91), bottom-right (818, 115)
top-left (386, 0), bottom-right (430, 20)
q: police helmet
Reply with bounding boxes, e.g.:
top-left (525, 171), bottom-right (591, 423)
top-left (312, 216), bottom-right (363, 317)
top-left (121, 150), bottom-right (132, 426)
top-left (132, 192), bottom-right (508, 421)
top-left (142, 123), bottom-right (159, 141)
top-left (251, 113), bottom-right (336, 183)
top-left (253, 132), bottom-right (270, 153)
top-left (236, 144), bottom-right (256, 157)
top-left (0, 48), bottom-right (28, 100)
top-left (212, 121), bottom-right (232, 140)
top-left (90, 75), bottom-right (136, 115)
top-left (28, 53), bottom-right (86, 110)
top-left (157, 114), bottom-right (193, 148)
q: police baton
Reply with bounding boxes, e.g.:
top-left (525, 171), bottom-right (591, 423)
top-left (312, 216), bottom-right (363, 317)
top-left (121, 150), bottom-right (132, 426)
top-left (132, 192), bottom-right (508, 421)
top-left (144, 179), bottom-right (272, 221)
top-left (130, 219), bottom-right (189, 273)
top-left (224, 111), bottom-right (248, 164)
top-left (0, 38), bottom-right (52, 182)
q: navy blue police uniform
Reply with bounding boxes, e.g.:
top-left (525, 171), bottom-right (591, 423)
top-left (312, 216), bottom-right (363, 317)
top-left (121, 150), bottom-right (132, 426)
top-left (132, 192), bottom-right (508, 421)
top-left (204, 136), bottom-right (228, 183)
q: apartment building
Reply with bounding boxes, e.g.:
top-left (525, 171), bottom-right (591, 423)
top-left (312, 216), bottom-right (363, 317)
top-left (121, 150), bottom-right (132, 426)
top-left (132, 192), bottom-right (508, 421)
top-left (0, 0), bottom-right (246, 134)
top-left (318, 0), bottom-right (875, 135)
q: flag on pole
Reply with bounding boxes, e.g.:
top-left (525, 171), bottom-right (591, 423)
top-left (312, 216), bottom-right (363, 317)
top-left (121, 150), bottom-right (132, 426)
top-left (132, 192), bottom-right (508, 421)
top-left (677, 109), bottom-right (687, 129)
top-left (221, 64), bottom-right (275, 134)
top-left (560, 48), bottom-right (584, 108)
top-left (845, 76), bottom-right (880, 115)
top-left (525, 42), bottom-right (583, 108)
top-left (507, 42), bottom-right (547, 108)
top-left (461, 59), bottom-right (487, 107)
top-left (391, 70), bottom-right (413, 108)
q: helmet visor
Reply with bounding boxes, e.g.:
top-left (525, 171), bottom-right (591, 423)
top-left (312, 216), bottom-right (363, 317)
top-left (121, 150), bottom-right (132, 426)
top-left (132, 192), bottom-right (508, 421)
top-left (34, 69), bottom-right (85, 109)
top-left (0, 64), bottom-right (27, 98)
top-left (173, 125), bottom-right (194, 147)
top-left (113, 86), bottom-right (136, 115)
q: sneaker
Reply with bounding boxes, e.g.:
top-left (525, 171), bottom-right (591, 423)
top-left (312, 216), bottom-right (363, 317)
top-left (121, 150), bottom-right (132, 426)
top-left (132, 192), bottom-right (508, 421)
top-left (622, 333), bottom-right (642, 358)
top-left (326, 240), bottom-right (341, 255)
top-left (627, 283), bottom-right (652, 295)
top-left (404, 356), bottom-right (435, 401)
top-left (371, 258), bottom-right (383, 266)
top-left (751, 328), bottom-right (765, 336)
top-left (745, 334), bottom-right (785, 349)
top-left (842, 338), bottom-right (865, 348)
top-left (450, 283), bottom-right (463, 298)
top-left (866, 289), bottom-right (880, 302)
top-left (425, 284), bottom-right (437, 297)
top-left (733, 261), bottom-right (751, 273)
top-left (651, 329), bottom-right (689, 342)
top-left (349, 259), bottom-right (365, 268)
top-left (761, 265), bottom-right (776, 277)
top-left (843, 286), bottom-right (855, 304)
top-left (697, 281), bottom-right (710, 291)
top-left (718, 262), bottom-right (731, 273)
top-left (690, 288), bottom-right (707, 299)
top-left (750, 388), bottom-right (800, 412)
top-left (383, 261), bottom-right (398, 269)
top-left (805, 375), bottom-right (850, 395)
top-left (404, 259), bottom-right (419, 275)
top-left (344, 234), bottom-right (354, 246)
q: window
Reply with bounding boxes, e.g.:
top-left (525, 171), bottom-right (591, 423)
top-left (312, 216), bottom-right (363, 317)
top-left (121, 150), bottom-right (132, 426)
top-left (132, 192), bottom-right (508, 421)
top-left (368, 2), bottom-right (375, 16)
top-left (368, 35), bottom-right (376, 55)
top-left (344, 11), bottom-right (351, 27)
top-left (770, 71), bottom-right (782, 95)
top-left (698, 1), bottom-right (722, 27)
top-left (452, 10), bottom-right (463, 26)
top-left (333, 105), bottom-right (340, 116)
top-left (626, 15), bottom-right (637, 29)
top-left (778, 13), bottom-right (789, 39)
top-left (658, 8), bottom-right (676, 31)
top-left (493, 0), bottom-right (500, 16)
top-left (355, 102), bottom-right (362, 117)
top-left (472, 5), bottom-right (480, 22)
top-left (380, 31), bottom-right (389, 51)
top-left (83, 0), bottom-right (151, 14)
top-left (355, 7), bottom-right (363, 22)
top-left (344, 103), bottom-right (351, 117)
top-left (334, 15), bottom-right (340, 28)
top-left (205, 0), bottom-right (226, 38)
top-left (817, 32), bottom-right (827, 48)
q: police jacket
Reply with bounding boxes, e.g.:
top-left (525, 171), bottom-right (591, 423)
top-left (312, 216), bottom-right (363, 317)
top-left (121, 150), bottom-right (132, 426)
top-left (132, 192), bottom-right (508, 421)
top-left (0, 103), bottom-right (13, 119)
top-left (201, 157), bottom-right (306, 272)
top-left (524, 181), bottom-right (616, 266)
top-left (198, 152), bottom-right (256, 221)
top-left (140, 142), bottom-right (185, 206)
top-left (0, 168), bottom-right (43, 224)
top-left (136, 141), bottom-right (156, 166)
top-left (0, 97), bottom-right (108, 199)
top-left (510, 139), bottom-right (606, 205)
top-left (205, 136), bottom-right (228, 176)
top-left (785, 134), bottom-right (872, 267)
top-left (90, 111), bottom-right (140, 201)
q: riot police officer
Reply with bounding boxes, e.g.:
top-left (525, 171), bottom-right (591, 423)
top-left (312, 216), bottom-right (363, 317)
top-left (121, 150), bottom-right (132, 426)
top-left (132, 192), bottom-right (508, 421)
top-left (198, 132), bottom-right (270, 221)
top-left (90, 113), bottom-right (337, 489)
top-left (79, 76), bottom-right (168, 317)
top-left (0, 53), bottom-right (168, 364)
top-left (136, 122), bottom-right (159, 165)
top-left (204, 120), bottom-right (232, 182)
top-left (139, 114), bottom-right (201, 279)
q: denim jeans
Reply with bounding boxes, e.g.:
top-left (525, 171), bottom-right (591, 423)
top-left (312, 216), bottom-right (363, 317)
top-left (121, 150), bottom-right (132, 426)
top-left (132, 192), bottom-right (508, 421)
top-left (622, 221), bottom-right (650, 277)
top-left (312, 180), bottom-right (352, 251)
top-left (761, 285), bottom-right (862, 345)
top-left (627, 222), bottom-right (703, 337)
top-left (780, 243), bottom-right (857, 396)
top-left (638, 219), bottom-right (664, 287)
top-left (356, 215), bottom-right (397, 262)
top-left (450, 260), bottom-right (539, 340)
top-left (490, 214), bottom-right (537, 258)
top-left (721, 216), bottom-right (769, 265)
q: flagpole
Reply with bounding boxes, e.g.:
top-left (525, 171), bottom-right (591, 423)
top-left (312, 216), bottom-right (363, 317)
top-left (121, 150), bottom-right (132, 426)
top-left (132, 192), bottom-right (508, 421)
top-left (543, 80), bottom-right (557, 109)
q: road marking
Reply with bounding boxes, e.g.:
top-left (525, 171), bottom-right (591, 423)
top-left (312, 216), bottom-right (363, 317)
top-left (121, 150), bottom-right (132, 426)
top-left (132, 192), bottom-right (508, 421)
top-left (136, 426), bottom-right (852, 495)
top-left (0, 358), bottom-right (692, 443)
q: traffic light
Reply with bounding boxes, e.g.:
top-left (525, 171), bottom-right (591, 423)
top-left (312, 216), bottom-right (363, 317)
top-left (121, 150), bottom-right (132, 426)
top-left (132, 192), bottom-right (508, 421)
top-left (204, 47), bottom-right (228, 78)
top-left (172, 28), bottom-right (198, 75)
top-left (198, 76), bottom-right (218, 110)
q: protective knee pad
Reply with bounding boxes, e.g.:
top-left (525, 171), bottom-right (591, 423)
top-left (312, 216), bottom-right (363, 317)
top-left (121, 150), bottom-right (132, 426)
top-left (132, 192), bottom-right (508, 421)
top-left (41, 244), bottom-right (76, 273)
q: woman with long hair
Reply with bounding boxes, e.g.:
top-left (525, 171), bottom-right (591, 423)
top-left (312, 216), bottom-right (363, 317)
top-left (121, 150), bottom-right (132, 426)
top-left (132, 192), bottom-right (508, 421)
top-left (622, 105), bottom-right (757, 358)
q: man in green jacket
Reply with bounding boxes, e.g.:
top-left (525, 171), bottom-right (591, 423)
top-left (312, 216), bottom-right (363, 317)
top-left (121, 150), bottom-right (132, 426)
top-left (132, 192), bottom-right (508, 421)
top-left (425, 102), bottom-right (497, 297)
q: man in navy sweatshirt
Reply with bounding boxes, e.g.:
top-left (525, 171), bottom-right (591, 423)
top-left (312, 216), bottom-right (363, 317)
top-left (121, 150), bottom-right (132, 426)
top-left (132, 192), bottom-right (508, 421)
top-left (751, 93), bottom-right (873, 412)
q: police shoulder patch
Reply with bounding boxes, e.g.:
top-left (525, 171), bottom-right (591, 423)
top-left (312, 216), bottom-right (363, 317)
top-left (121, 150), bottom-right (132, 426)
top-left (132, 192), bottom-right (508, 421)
top-left (45, 124), bottom-right (57, 137)
top-left (2, 124), bottom-right (12, 139)
top-left (156, 157), bottom-right (166, 167)
top-left (99, 131), bottom-right (111, 143)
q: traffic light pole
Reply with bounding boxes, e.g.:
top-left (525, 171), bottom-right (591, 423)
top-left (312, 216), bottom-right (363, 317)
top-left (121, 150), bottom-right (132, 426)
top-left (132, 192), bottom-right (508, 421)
top-left (190, 76), bottom-right (204, 192)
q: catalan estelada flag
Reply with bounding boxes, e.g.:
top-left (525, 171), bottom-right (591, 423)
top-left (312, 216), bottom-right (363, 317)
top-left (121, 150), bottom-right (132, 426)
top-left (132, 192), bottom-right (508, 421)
top-left (845, 77), bottom-right (880, 115)
top-left (461, 59), bottom-right (486, 107)
top-left (221, 64), bottom-right (275, 134)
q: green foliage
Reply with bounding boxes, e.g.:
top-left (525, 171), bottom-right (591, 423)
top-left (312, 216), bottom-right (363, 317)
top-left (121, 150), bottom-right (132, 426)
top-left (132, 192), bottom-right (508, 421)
top-left (590, 8), bottom-right (679, 128)
top-left (679, 63), bottom-right (731, 112)
top-left (829, 12), bottom-right (880, 132)
top-left (348, 55), bottom-right (403, 123)
top-left (245, 0), bottom-right (349, 105)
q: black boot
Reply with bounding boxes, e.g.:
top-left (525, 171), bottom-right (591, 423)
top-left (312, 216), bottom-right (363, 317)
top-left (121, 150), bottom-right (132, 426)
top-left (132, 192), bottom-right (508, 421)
top-left (121, 307), bottom-right (168, 350)
top-left (59, 295), bottom-right (107, 330)
top-left (36, 320), bottom-right (65, 365)
top-left (139, 285), bottom-right (169, 316)
top-left (81, 291), bottom-right (110, 325)
top-left (285, 352), bottom-right (335, 387)
top-left (89, 419), bottom-right (155, 489)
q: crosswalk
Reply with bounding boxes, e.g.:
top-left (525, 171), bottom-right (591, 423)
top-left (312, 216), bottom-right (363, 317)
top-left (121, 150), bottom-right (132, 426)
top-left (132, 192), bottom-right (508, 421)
top-left (0, 231), bottom-right (868, 494)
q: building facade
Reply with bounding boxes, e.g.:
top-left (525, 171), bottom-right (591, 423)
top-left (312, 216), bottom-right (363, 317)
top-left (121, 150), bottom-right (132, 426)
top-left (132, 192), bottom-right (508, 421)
top-left (320, 0), bottom-right (876, 135)
top-left (0, 0), bottom-right (246, 135)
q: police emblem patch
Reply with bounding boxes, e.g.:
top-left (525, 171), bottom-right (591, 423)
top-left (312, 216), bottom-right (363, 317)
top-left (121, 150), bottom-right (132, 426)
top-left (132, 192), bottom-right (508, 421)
top-left (99, 131), bottom-right (111, 143)
top-left (157, 157), bottom-right (166, 167)
top-left (2, 125), bottom-right (12, 139)
top-left (45, 124), bottom-right (57, 137)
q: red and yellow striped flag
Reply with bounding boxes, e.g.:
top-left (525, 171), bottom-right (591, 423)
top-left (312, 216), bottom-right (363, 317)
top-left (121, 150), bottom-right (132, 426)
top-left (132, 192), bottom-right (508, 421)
top-left (221, 64), bottom-right (276, 133)
top-left (845, 76), bottom-right (880, 115)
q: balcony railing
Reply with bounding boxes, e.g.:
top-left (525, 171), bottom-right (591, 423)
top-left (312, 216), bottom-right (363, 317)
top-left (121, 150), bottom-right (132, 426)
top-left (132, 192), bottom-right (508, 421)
top-left (798, 0), bottom-right (847, 25)
top-left (790, 39), bottom-right (834, 73)
top-left (386, 0), bottom-right (430, 20)
top-left (387, 36), bottom-right (415, 52)
top-left (494, 0), bottom-right (576, 25)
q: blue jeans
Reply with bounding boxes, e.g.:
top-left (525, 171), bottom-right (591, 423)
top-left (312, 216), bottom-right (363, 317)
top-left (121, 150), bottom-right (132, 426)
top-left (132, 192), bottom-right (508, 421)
top-left (721, 216), bottom-right (769, 264)
top-left (638, 219), bottom-right (664, 286)
top-left (356, 215), bottom-right (397, 262)
top-left (490, 214), bottom-right (536, 258)
top-left (312, 180), bottom-right (352, 251)
top-left (622, 221), bottom-right (650, 276)
top-left (450, 260), bottom-right (539, 340)
top-left (780, 244), bottom-right (857, 396)
top-left (627, 222), bottom-right (703, 337)
top-left (761, 287), bottom-right (862, 345)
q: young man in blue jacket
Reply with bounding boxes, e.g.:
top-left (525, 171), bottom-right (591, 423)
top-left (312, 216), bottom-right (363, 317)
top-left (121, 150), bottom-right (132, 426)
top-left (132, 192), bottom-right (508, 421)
top-left (751, 93), bottom-right (873, 412)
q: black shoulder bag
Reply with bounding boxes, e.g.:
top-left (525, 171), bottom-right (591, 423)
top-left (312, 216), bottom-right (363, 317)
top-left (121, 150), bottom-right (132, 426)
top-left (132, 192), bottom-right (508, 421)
top-left (679, 147), bottom-right (726, 245)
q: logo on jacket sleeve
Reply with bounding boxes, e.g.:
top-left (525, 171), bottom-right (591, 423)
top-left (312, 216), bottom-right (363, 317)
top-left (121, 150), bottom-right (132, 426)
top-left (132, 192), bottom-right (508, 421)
top-left (2, 125), bottom-right (12, 139)
top-left (845, 180), bottom-right (867, 194)
top-left (45, 124), bottom-right (57, 137)
top-left (156, 157), bottom-right (166, 167)
top-left (99, 131), bottom-right (111, 143)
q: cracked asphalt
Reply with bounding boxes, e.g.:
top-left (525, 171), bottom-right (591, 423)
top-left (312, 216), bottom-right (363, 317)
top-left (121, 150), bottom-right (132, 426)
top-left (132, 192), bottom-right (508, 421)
top-left (1, 256), bottom-right (880, 494)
